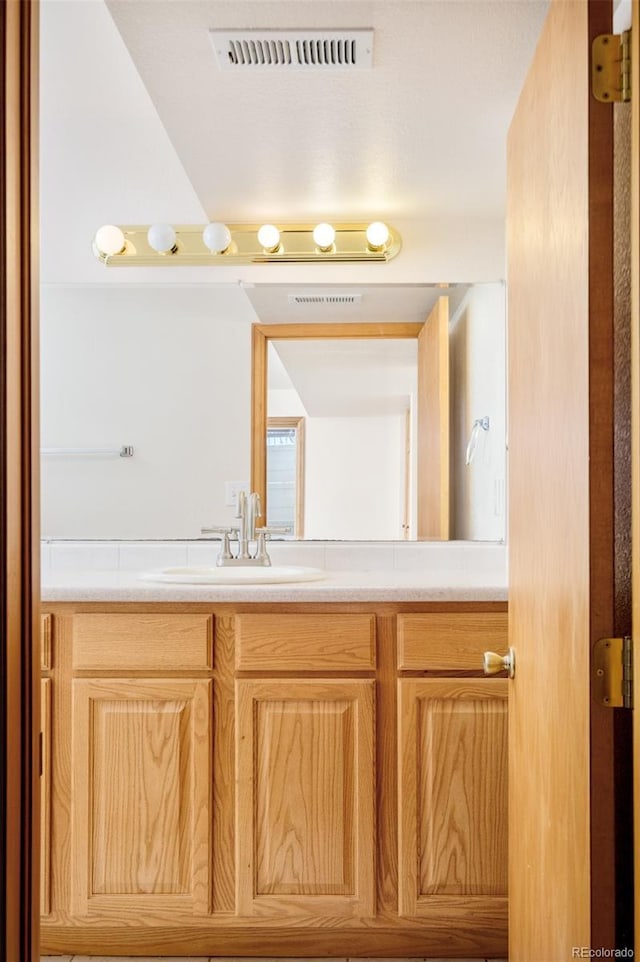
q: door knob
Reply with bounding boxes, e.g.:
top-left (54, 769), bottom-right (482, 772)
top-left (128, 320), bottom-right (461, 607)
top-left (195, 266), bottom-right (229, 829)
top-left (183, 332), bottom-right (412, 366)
top-left (483, 647), bottom-right (515, 678)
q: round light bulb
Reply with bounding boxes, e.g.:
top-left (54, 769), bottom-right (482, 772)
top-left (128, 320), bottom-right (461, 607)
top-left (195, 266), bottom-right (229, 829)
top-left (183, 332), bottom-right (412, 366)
top-left (203, 222), bottom-right (232, 254)
top-left (257, 224), bottom-right (281, 253)
top-left (366, 221), bottom-right (390, 251)
top-left (312, 222), bottom-right (336, 251)
top-left (94, 224), bottom-right (125, 256)
top-left (147, 223), bottom-right (177, 254)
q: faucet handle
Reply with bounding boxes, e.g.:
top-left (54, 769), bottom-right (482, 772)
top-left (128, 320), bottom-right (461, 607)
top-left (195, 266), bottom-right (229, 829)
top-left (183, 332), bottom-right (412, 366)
top-left (200, 526), bottom-right (238, 537)
top-left (255, 526), bottom-right (291, 538)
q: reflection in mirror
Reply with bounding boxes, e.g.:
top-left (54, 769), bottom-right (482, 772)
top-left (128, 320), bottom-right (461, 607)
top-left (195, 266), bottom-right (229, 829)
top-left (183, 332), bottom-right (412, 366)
top-left (267, 417), bottom-right (305, 537)
top-left (40, 283), bottom-right (505, 542)
top-left (252, 284), bottom-right (506, 542)
top-left (265, 337), bottom-right (418, 540)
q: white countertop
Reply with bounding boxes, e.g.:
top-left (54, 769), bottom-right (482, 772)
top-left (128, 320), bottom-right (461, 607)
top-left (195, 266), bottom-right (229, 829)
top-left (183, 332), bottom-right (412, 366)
top-left (41, 568), bottom-right (508, 604)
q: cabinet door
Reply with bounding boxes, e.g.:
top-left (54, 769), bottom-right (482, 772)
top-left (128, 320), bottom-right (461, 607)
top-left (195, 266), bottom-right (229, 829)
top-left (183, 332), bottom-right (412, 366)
top-left (72, 678), bottom-right (211, 919)
top-left (236, 679), bottom-right (375, 920)
top-left (398, 679), bottom-right (508, 919)
top-left (40, 678), bottom-right (51, 918)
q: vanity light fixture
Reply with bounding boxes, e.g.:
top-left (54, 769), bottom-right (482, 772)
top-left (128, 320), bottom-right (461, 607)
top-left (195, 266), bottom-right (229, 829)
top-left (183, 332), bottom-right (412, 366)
top-left (147, 223), bottom-right (178, 254)
top-left (257, 224), bottom-right (282, 253)
top-left (312, 222), bottom-right (336, 251)
top-left (92, 222), bottom-right (401, 266)
top-left (365, 220), bottom-right (390, 251)
top-left (92, 224), bottom-right (126, 260)
top-left (203, 222), bottom-right (233, 254)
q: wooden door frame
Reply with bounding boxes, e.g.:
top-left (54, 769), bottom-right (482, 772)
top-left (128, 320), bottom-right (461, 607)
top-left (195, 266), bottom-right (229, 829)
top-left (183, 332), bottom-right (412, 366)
top-left (251, 322), bottom-right (424, 527)
top-left (632, 0), bottom-right (640, 953)
top-left (1, 2), bottom-right (40, 960)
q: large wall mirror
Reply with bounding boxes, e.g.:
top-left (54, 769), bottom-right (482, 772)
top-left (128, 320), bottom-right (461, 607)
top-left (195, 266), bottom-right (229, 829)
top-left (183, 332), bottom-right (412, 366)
top-left (40, 281), bottom-right (505, 542)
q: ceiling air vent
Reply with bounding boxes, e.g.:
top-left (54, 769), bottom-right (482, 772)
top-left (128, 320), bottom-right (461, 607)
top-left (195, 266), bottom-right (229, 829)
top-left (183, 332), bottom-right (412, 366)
top-left (288, 293), bottom-right (363, 305)
top-left (210, 30), bottom-right (373, 70)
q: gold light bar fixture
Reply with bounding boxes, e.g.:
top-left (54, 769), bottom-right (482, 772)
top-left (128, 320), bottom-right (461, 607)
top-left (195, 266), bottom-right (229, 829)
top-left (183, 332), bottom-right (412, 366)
top-left (92, 221), bottom-right (401, 266)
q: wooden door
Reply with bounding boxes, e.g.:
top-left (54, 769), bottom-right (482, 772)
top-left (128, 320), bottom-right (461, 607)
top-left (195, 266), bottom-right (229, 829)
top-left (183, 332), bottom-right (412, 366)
top-left (236, 678), bottom-right (375, 920)
top-left (417, 296), bottom-right (450, 539)
top-left (398, 679), bottom-right (508, 921)
top-left (71, 678), bottom-right (212, 919)
top-left (507, 0), bottom-right (619, 957)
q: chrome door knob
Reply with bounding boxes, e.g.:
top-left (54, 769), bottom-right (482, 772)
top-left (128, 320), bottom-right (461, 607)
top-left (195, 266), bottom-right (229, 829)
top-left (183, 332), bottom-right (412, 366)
top-left (483, 647), bottom-right (515, 678)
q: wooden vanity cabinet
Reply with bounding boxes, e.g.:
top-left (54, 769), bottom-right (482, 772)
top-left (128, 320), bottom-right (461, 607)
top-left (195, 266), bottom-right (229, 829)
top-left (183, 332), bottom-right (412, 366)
top-left (397, 612), bottom-right (509, 918)
top-left (40, 601), bottom-right (508, 959)
top-left (235, 613), bottom-right (377, 921)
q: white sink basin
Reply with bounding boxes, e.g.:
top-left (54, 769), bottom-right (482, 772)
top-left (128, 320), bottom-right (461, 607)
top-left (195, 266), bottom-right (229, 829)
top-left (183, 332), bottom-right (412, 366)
top-left (139, 565), bottom-right (326, 585)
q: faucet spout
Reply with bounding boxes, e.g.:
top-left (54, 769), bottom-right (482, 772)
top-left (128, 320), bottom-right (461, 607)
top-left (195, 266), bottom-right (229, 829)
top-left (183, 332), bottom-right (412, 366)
top-left (247, 492), bottom-right (262, 541)
top-left (235, 490), bottom-right (251, 559)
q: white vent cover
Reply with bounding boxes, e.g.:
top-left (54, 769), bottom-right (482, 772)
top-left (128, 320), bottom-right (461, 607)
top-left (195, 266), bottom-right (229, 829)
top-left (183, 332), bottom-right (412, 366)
top-left (210, 30), bottom-right (373, 70)
top-left (288, 293), bottom-right (363, 305)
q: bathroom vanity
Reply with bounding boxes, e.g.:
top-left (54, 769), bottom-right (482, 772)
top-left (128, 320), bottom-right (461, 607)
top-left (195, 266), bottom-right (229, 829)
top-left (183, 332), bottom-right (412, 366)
top-left (39, 572), bottom-right (508, 958)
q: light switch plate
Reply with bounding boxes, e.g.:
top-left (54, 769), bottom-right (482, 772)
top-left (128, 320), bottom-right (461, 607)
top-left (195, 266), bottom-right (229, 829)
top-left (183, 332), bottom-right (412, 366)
top-left (225, 480), bottom-right (249, 506)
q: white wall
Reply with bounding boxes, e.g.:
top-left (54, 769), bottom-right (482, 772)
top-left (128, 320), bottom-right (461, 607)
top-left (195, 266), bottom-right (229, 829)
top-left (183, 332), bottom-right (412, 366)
top-left (304, 415), bottom-right (406, 540)
top-left (449, 283), bottom-right (507, 541)
top-left (40, 285), bottom-right (256, 539)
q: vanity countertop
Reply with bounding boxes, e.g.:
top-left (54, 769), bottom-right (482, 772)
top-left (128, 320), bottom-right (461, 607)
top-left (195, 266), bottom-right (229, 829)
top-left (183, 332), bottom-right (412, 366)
top-left (41, 568), bottom-right (508, 604)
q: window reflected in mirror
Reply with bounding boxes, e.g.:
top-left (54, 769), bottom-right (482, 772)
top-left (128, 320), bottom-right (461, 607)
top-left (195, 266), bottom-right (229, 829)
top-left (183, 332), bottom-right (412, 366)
top-left (266, 417), bottom-right (305, 538)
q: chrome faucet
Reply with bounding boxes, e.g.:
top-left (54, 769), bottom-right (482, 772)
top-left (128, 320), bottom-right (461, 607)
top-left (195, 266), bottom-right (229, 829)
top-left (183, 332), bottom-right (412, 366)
top-left (201, 490), bottom-right (289, 566)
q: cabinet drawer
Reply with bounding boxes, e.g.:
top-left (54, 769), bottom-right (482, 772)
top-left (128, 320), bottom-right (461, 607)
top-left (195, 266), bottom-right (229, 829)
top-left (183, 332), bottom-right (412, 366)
top-left (397, 612), bottom-right (508, 671)
top-left (235, 613), bottom-right (376, 671)
top-left (41, 613), bottom-right (53, 670)
top-left (73, 613), bottom-right (213, 671)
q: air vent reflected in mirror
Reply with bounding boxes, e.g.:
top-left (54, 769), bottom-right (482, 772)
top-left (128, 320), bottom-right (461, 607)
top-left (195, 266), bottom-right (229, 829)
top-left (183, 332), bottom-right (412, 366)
top-left (287, 294), bottom-right (363, 305)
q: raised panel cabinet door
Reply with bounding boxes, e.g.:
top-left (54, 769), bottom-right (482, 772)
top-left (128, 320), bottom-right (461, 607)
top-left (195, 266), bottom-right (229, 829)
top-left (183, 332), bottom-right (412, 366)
top-left (398, 679), bottom-right (508, 923)
top-left (71, 678), bottom-right (212, 920)
top-left (236, 679), bottom-right (375, 920)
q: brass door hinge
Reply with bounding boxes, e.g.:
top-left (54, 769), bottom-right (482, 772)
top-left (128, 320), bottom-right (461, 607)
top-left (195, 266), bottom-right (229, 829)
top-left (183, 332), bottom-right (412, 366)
top-left (592, 30), bottom-right (631, 103)
top-left (593, 636), bottom-right (633, 708)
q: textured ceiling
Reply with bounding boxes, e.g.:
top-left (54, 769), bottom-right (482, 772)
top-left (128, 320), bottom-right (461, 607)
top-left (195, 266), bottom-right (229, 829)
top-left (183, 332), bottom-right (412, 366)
top-left (40, 0), bottom-right (547, 315)
top-left (107, 0), bottom-right (549, 223)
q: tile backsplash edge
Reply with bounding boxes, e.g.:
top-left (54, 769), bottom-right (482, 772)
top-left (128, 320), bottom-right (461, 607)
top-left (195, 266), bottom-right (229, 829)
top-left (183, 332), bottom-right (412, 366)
top-left (42, 539), bottom-right (507, 575)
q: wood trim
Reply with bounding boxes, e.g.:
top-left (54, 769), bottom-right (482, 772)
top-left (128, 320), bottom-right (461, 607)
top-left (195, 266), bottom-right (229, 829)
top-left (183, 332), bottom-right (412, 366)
top-left (631, 0), bottom-right (640, 954)
top-left (40, 614), bottom-right (52, 671)
top-left (587, 0), bottom-right (618, 948)
top-left (1, 2), bottom-right (40, 960)
top-left (250, 324), bottom-right (268, 507)
top-left (417, 298), bottom-right (450, 539)
top-left (251, 322), bottom-right (423, 525)
top-left (254, 323), bottom-right (424, 340)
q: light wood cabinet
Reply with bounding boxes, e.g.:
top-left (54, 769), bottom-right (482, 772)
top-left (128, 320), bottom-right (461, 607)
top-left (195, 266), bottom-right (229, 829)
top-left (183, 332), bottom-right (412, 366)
top-left (71, 677), bottom-right (212, 919)
top-left (398, 678), bottom-right (508, 917)
top-left (41, 600), bottom-right (508, 959)
top-left (236, 678), bottom-right (375, 919)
